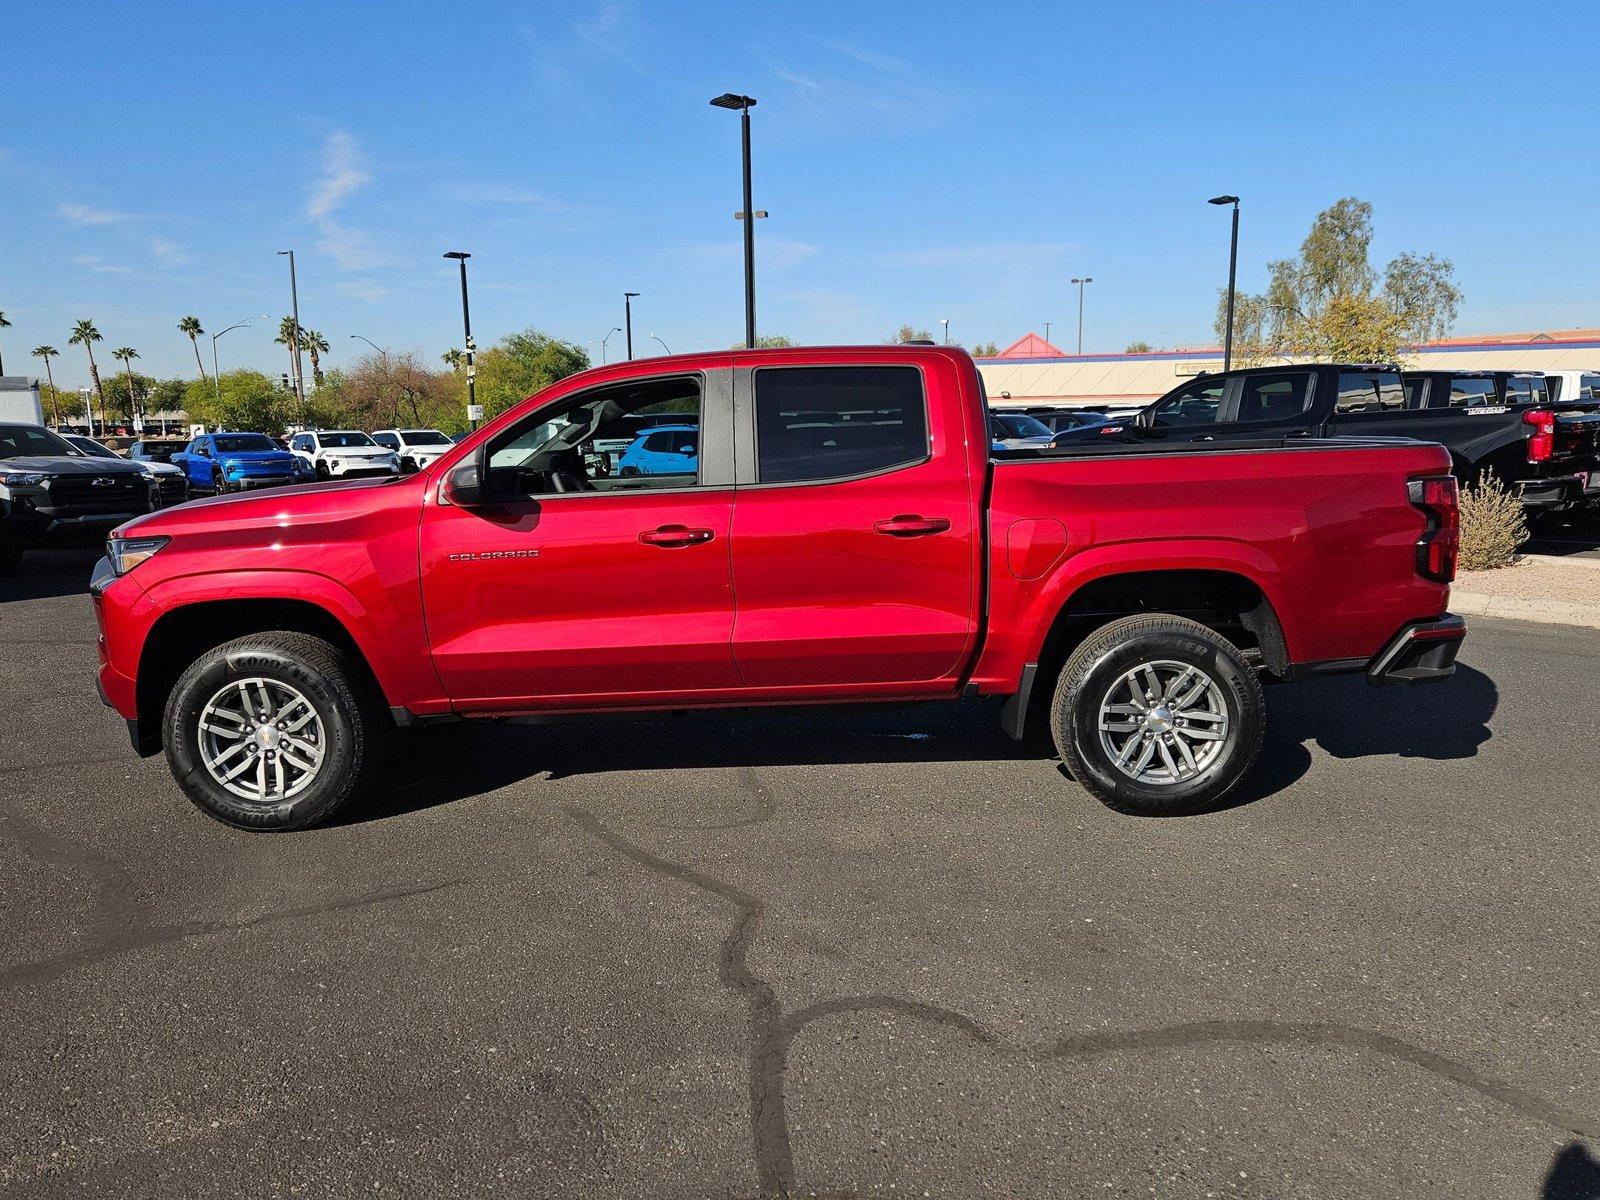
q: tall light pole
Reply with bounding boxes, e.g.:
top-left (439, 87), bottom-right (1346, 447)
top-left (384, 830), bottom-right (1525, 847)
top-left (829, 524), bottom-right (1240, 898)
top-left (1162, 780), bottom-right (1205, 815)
top-left (649, 333), bottom-right (671, 355)
top-left (443, 252), bottom-right (477, 430)
top-left (1209, 195), bottom-right (1241, 372)
top-left (276, 251), bottom-right (307, 413)
top-left (1070, 277), bottom-right (1093, 355)
top-left (624, 292), bottom-right (639, 360)
top-left (210, 315), bottom-right (268, 402)
top-left (940, 318), bottom-right (950, 346)
top-left (710, 92), bottom-right (760, 349)
top-left (1043, 321), bottom-right (1053, 347)
top-left (601, 327), bottom-right (621, 364)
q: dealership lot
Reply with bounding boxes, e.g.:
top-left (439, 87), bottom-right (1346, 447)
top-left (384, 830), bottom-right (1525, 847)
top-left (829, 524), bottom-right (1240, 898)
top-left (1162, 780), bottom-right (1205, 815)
top-left (2, 548), bottom-right (1597, 1198)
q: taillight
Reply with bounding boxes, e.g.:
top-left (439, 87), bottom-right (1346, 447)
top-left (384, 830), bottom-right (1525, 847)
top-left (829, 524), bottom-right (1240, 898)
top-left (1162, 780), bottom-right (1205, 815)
top-left (1524, 408), bottom-right (1556, 463)
top-left (1408, 475), bottom-right (1459, 583)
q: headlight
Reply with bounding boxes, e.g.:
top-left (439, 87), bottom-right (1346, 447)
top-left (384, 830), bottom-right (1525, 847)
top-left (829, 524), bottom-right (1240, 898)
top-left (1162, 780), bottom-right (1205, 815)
top-left (1, 471), bottom-right (47, 487)
top-left (107, 535), bottom-right (170, 576)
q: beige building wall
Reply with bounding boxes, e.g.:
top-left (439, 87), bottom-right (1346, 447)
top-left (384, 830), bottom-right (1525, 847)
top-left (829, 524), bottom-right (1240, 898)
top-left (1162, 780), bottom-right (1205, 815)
top-left (977, 331), bottom-right (1600, 409)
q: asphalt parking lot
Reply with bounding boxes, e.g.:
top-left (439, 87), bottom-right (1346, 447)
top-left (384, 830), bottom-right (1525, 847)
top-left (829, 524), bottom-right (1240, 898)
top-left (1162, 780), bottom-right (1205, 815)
top-left (2, 548), bottom-right (1598, 1199)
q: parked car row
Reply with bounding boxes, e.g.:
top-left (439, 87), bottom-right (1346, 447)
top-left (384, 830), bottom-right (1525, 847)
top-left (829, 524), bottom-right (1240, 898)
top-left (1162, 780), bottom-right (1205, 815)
top-left (1018, 365), bottom-right (1600, 519)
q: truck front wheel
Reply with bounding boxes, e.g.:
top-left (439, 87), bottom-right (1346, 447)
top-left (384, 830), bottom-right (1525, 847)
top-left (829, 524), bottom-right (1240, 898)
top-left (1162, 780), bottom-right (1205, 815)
top-left (1050, 614), bottom-right (1264, 817)
top-left (162, 632), bottom-right (383, 831)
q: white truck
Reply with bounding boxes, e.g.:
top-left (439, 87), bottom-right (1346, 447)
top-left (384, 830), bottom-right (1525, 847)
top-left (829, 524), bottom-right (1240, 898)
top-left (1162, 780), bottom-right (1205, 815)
top-left (0, 378), bottom-right (46, 425)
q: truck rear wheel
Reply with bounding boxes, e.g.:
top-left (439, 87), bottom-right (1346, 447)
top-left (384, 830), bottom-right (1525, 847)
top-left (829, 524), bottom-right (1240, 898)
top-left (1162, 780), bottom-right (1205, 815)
top-left (162, 632), bottom-right (383, 831)
top-left (1050, 614), bottom-right (1264, 817)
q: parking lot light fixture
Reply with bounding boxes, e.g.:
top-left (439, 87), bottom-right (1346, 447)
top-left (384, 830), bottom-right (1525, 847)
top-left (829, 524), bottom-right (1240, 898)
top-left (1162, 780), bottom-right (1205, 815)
top-left (624, 292), bottom-right (640, 361)
top-left (650, 333), bottom-right (671, 355)
top-left (443, 252), bottom-right (478, 429)
top-left (276, 251), bottom-right (307, 413)
top-left (710, 92), bottom-right (759, 349)
top-left (211, 315), bottom-right (269, 403)
top-left (1209, 195), bottom-right (1241, 372)
top-left (941, 318), bottom-right (949, 346)
top-left (601, 326), bottom-right (622, 364)
top-left (1070, 277), bottom-right (1093, 355)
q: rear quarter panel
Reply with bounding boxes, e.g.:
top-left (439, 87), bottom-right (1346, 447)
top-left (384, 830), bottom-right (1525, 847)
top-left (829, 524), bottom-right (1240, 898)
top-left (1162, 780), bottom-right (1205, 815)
top-left (974, 441), bottom-right (1453, 691)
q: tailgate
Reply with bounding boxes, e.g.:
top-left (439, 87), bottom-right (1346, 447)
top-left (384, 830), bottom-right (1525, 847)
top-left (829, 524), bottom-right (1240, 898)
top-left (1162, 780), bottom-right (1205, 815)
top-left (1553, 408), bottom-right (1600, 464)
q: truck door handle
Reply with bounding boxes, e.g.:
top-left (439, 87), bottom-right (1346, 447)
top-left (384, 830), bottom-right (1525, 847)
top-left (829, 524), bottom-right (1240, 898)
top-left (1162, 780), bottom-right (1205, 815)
top-left (873, 515), bottom-right (951, 537)
top-left (639, 524), bottom-right (715, 547)
top-left (1192, 434), bottom-right (1217, 442)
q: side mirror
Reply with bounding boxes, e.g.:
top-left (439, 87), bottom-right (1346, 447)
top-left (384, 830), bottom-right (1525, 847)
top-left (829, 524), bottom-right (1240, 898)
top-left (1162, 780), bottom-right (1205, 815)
top-left (441, 460), bottom-right (486, 506)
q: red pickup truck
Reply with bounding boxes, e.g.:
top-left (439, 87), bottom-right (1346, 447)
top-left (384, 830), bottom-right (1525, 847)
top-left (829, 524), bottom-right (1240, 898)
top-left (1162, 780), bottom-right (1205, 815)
top-left (91, 346), bottom-right (1464, 831)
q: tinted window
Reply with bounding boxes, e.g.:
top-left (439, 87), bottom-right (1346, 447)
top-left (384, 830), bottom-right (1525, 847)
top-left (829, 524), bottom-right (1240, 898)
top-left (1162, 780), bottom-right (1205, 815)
top-left (1582, 374), bottom-right (1600, 402)
top-left (1402, 378), bottom-right (1428, 409)
top-left (373, 432), bottom-right (400, 449)
top-left (1334, 372), bottom-right (1404, 413)
top-left (1442, 377), bottom-right (1496, 408)
top-left (1504, 376), bottom-right (1548, 406)
top-left (1148, 379), bottom-right (1224, 427)
top-left (991, 413), bottom-right (1052, 439)
top-left (320, 432), bottom-right (376, 448)
top-left (70, 437), bottom-right (120, 459)
top-left (0, 424), bottom-right (79, 459)
top-left (213, 434), bottom-right (278, 452)
top-left (402, 430), bottom-right (452, 446)
top-left (1239, 373), bottom-right (1313, 422)
top-left (641, 430), bottom-right (699, 455)
top-left (753, 366), bottom-right (927, 484)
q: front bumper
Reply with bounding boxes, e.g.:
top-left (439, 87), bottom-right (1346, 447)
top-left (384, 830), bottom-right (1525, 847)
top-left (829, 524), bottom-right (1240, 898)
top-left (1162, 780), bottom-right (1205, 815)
top-left (3, 497), bottom-right (149, 542)
top-left (326, 460), bottom-right (398, 478)
top-left (1366, 614), bottom-right (1466, 686)
top-left (226, 473), bottom-right (297, 490)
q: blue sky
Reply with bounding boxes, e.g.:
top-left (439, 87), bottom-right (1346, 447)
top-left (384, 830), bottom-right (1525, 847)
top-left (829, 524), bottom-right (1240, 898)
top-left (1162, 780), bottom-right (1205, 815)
top-left (3, 0), bottom-right (1598, 386)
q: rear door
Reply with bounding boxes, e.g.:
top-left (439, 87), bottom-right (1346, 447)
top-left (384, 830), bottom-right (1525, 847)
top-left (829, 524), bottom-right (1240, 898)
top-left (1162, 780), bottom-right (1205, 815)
top-left (728, 359), bottom-right (979, 692)
top-left (1321, 369), bottom-right (1418, 440)
top-left (1212, 371), bottom-right (1319, 441)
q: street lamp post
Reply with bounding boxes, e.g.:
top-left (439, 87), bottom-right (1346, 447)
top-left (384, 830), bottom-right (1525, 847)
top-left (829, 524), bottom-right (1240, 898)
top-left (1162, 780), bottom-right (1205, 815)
top-left (276, 251), bottom-right (307, 413)
top-left (1209, 195), bottom-right (1241, 372)
top-left (601, 327), bottom-right (621, 364)
top-left (624, 292), bottom-right (639, 360)
top-left (1070, 277), bottom-right (1093, 355)
top-left (710, 92), bottom-right (759, 349)
top-left (1043, 321), bottom-right (1053, 347)
top-left (210, 315), bottom-right (269, 402)
top-left (649, 333), bottom-right (671, 355)
top-left (443, 252), bottom-right (478, 430)
top-left (80, 387), bottom-right (95, 438)
top-left (941, 318), bottom-right (949, 346)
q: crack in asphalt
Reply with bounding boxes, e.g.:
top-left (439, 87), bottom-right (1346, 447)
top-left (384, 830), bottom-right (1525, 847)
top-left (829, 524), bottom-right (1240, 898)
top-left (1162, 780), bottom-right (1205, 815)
top-left (0, 808), bottom-right (460, 991)
top-left (563, 805), bottom-right (1600, 1196)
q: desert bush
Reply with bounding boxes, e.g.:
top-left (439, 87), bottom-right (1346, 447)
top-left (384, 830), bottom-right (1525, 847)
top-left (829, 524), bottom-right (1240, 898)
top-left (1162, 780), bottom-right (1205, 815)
top-left (1457, 471), bottom-right (1527, 572)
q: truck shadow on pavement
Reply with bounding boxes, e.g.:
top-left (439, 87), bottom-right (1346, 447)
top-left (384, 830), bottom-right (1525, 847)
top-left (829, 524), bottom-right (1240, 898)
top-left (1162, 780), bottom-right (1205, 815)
top-left (0, 545), bottom-right (103, 603)
top-left (351, 663), bottom-right (1498, 826)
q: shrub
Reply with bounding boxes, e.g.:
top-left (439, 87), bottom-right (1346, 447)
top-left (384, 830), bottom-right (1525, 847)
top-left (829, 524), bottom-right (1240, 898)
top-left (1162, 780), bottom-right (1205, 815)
top-left (1457, 471), bottom-right (1527, 572)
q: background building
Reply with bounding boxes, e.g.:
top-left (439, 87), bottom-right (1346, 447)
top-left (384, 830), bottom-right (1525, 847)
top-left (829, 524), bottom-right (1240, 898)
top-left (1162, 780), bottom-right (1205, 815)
top-left (976, 328), bottom-right (1600, 408)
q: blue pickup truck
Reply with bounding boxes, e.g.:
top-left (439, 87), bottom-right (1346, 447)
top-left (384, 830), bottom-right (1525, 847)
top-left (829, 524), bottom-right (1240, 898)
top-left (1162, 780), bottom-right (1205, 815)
top-left (171, 432), bottom-right (311, 494)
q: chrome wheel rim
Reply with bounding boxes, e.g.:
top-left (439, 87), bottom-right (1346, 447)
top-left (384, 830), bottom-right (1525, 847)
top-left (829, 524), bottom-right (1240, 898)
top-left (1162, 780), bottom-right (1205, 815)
top-left (197, 677), bottom-right (326, 803)
top-left (1097, 659), bottom-right (1229, 786)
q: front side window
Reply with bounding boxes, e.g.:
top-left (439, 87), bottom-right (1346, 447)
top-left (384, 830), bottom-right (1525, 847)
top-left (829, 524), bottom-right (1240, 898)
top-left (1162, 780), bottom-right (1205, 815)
top-left (753, 366), bottom-right (927, 484)
top-left (1334, 372), bottom-right (1404, 414)
top-left (320, 432), bottom-right (376, 448)
top-left (402, 430), bottom-right (452, 446)
top-left (1147, 379), bottom-right (1224, 427)
top-left (1443, 377), bottom-right (1496, 408)
top-left (1239, 373), bottom-right (1314, 421)
top-left (487, 375), bottom-right (702, 497)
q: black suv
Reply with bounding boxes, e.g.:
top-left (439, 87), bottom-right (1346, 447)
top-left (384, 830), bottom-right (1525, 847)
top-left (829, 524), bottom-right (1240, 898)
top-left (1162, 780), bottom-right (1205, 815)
top-left (0, 423), bottom-right (156, 573)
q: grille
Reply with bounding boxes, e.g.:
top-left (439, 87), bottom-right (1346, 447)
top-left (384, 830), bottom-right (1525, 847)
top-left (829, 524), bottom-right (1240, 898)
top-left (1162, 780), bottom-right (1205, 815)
top-left (47, 473), bottom-right (148, 514)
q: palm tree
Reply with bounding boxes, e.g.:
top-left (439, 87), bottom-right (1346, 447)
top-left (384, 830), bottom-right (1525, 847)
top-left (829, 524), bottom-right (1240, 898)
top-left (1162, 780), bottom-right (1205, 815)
top-left (442, 347), bottom-right (465, 371)
top-left (0, 310), bottom-right (11, 374)
top-left (178, 316), bottom-right (207, 381)
top-left (68, 319), bottom-right (106, 429)
top-left (301, 328), bottom-right (329, 387)
top-left (112, 347), bottom-right (141, 420)
top-left (274, 316), bottom-right (302, 389)
top-left (31, 346), bottom-right (61, 425)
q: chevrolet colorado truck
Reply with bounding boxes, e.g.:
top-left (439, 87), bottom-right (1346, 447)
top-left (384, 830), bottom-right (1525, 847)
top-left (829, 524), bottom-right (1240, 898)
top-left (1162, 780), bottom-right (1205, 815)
top-left (2, 422), bottom-right (156, 573)
top-left (91, 346), bottom-right (1464, 831)
top-left (1131, 364), bottom-right (1600, 515)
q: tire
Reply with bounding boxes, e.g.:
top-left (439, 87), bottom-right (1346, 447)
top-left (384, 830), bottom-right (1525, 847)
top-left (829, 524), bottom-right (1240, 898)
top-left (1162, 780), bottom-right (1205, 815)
top-left (1049, 614), bottom-right (1265, 817)
top-left (211, 470), bottom-right (229, 495)
top-left (162, 632), bottom-right (384, 831)
top-left (315, 462), bottom-right (330, 481)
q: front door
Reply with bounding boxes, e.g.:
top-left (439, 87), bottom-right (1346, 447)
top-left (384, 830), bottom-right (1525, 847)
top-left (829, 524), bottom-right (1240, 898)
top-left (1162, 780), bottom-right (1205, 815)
top-left (727, 361), bottom-right (979, 694)
top-left (419, 370), bottom-right (740, 711)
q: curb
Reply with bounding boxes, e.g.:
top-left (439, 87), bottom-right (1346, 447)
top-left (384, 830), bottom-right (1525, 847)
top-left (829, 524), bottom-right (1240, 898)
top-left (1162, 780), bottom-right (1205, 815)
top-left (1519, 552), bottom-right (1600, 572)
top-left (1452, 590), bottom-right (1600, 630)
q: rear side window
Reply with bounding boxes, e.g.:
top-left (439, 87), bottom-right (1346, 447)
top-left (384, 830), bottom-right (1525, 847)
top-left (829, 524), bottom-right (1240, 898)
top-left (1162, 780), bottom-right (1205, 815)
top-left (1334, 372), bottom-right (1404, 413)
top-left (1505, 376), bottom-right (1548, 406)
top-left (1442, 377), bottom-right (1496, 408)
top-left (1238, 373), bottom-right (1313, 422)
top-left (753, 366), bottom-right (928, 484)
top-left (1582, 374), bottom-right (1600, 402)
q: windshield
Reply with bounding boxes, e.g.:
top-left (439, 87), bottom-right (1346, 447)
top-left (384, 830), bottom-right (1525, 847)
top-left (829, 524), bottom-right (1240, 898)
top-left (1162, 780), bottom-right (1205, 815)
top-left (213, 434), bottom-right (278, 453)
top-left (991, 413), bottom-right (1053, 439)
top-left (401, 430), bottom-right (452, 446)
top-left (321, 432), bottom-right (376, 448)
top-left (0, 424), bottom-right (80, 459)
top-left (137, 442), bottom-right (183, 463)
top-left (70, 437), bottom-right (121, 459)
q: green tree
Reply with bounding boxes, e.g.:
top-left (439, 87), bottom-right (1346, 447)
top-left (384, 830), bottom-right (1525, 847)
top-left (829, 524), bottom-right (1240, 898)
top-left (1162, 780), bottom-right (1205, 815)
top-left (1217, 197), bottom-right (1462, 365)
top-left (728, 335), bottom-right (796, 349)
top-left (970, 341), bottom-right (1001, 358)
top-left (887, 324), bottom-right (933, 344)
top-left (473, 328), bottom-right (590, 420)
top-left (68, 318), bottom-right (107, 427)
top-left (274, 316), bottom-right (302, 387)
top-left (177, 316), bottom-right (207, 381)
top-left (112, 347), bottom-right (141, 417)
top-left (102, 370), bottom-right (154, 421)
top-left (184, 369), bottom-right (294, 434)
top-left (442, 348), bottom-right (465, 370)
top-left (146, 378), bottom-right (190, 415)
top-left (1125, 340), bottom-right (1153, 353)
top-left (31, 345), bottom-right (61, 425)
top-left (301, 328), bottom-right (330, 387)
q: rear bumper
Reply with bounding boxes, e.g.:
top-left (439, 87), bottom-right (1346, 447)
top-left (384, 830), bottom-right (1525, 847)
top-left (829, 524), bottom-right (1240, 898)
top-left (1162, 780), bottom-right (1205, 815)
top-left (1516, 471), bottom-right (1600, 512)
top-left (1366, 614), bottom-right (1466, 686)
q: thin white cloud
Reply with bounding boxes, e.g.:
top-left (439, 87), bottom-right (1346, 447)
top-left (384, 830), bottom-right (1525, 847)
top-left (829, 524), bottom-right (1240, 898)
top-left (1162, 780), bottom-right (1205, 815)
top-left (306, 130), bottom-right (385, 271)
top-left (151, 238), bottom-right (189, 267)
top-left (337, 281), bottom-right (390, 303)
top-left (72, 254), bottom-right (134, 274)
top-left (60, 203), bottom-right (143, 226)
top-left (770, 42), bottom-right (956, 128)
